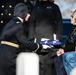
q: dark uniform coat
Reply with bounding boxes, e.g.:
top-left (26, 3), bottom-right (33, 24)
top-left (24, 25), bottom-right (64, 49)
top-left (28, 1), bottom-right (62, 75)
top-left (29, 1), bottom-right (62, 40)
top-left (0, 17), bottom-right (42, 75)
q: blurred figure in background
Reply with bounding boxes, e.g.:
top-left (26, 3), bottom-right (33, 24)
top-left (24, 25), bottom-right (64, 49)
top-left (28, 0), bottom-right (62, 41)
top-left (28, 0), bottom-right (63, 75)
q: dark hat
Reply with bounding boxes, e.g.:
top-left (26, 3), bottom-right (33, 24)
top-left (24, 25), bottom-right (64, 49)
top-left (14, 3), bottom-right (28, 19)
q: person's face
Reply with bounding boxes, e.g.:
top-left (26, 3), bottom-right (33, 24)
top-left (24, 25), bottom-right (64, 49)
top-left (25, 13), bottom-right (30, 21)
top-left (71, 15), bottom-right (75, 25)
top-left (70, 13), bottom-right (76, 25)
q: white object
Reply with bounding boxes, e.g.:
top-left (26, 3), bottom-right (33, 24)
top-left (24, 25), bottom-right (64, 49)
top-left (70, 67), bottom-right (76, 75)
top-left (53, 34), bottom-right (57, 40)
top-left (42, 45), bottom-right (53, 49)
top-left (41, 38), bottom-right (50, 41)
top-left (16, 52), bottom-right (39, 75)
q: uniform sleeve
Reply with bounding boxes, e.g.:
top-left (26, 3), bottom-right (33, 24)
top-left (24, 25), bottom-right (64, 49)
top-left (15, 24), bottom-right (42, 52)
top-left (54, 4), bottom-right (63, 41)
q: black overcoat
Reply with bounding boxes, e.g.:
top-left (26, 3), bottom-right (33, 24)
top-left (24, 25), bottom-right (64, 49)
top-left (29, 1), bottom-right (62, 40)
top-left (0, 17), bottom-right (42, 75)
top-left (28, 1), bottom-right (62, 75)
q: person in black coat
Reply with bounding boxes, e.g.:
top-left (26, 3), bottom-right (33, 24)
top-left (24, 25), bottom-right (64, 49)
top-left (28, 0), bottom-right (62, 75)
top-left (0, 3), bottom-right (42, 75)
top-left (28, 0), bottom-right (62, 41)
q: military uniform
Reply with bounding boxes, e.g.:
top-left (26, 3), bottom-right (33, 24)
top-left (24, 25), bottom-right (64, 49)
top-left (0, 3), bottom-right (42, 75)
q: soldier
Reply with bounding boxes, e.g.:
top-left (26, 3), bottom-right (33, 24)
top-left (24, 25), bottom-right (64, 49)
top-left (0, 3), bottom-right (42, 75)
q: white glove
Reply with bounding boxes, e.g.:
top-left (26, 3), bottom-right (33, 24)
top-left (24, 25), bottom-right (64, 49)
top-left (42, 45), bottom-right (53, 49)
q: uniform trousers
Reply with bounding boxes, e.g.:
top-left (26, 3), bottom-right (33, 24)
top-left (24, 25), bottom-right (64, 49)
top-left (39, 51), bottom-right (57, 75)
